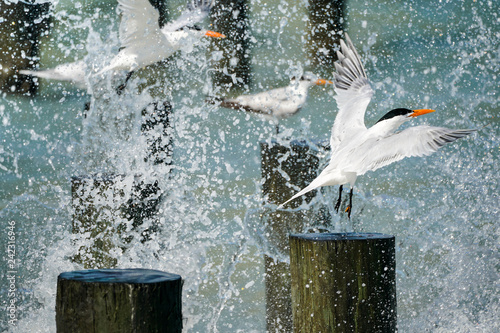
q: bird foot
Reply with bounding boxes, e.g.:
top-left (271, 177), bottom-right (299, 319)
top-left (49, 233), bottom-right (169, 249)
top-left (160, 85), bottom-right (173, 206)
top-left (334, 199), bottom-right (341, 213)
top-left (116, 71), bottom-right (134, 95)
top-left (345, 205), bottom-right (352, 219)
top-left (116, 83), bottom-right (126, 95)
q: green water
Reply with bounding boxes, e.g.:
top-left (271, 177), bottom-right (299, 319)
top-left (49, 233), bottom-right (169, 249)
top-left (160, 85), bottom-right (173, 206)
top-left (1, 0), bottom-right (498, 331)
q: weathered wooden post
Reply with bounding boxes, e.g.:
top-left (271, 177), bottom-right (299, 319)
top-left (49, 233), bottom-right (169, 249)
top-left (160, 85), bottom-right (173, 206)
top-left (141, 101), bottom-right (174, 166)
top-left (290, 233), bottom-right (397, 332)
top-left (72, 101), bottom-right (171, 268)
top-left (307, 0), bottom-right (345, 67)
top-left (260, 139), bottom-right (329, 332)
top-left (71, 173), bottom-right (162, 268)
top-left (56, 268), bottom-right (182, 333)
top-left (0, 0), bottom-right (50, 95)
top-left (210, 0), bottom-right (251, 91)
top-left (71, 173), bottom-right (123, 268)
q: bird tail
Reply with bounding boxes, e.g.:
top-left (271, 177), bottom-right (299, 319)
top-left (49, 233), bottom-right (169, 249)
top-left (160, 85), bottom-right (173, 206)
top-left (19, 68), bottom-right (57, 80)
top-left (19, 69), bottom-right (37, 76)
top-left (205, 96), bottom-right (223, 105)
top-left (19, 68), bottom-right (69, 82)
top-left (206, 97), bottom-right (248, 113)
top-left (278, 178), bottom-right (325, 209)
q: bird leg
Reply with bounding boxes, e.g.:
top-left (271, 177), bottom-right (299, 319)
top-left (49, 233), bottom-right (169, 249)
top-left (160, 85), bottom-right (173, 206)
top-left (116, 71), bottom-right (135, 95)
top-left (345, 187), bottom-right (353, 219)
top-left (334, 185), bottom-right (343, 212)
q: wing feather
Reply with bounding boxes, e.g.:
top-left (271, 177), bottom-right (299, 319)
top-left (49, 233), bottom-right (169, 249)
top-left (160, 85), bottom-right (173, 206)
top-left (330, 34), bottom-right (374, 154)
top-left (118, 0), bottom-right (163, 48)
top-left (349, 126), bottom-right (475, 175)
top-left (162, 0), bottom-right (213, 32)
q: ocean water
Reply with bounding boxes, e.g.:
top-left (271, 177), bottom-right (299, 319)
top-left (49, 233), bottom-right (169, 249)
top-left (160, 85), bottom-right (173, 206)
top-left (0, 0), bottom-right (498, 332)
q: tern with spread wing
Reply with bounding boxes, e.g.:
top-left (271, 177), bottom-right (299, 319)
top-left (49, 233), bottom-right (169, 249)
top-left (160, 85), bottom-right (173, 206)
top-left (280, 34), bottom-right (475, 218)
top-left (211, 72), bottom-right (332, 132)
top-left (98, 0), bottom-right (225, 93)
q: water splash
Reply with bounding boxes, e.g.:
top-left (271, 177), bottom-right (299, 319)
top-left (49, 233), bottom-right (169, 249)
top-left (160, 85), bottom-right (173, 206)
top-left (1, 0), bottom-right (498, 332)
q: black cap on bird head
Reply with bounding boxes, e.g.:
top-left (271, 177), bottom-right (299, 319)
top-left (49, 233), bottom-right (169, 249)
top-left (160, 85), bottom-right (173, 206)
top-left (376, 108), bottom-right (435, 123)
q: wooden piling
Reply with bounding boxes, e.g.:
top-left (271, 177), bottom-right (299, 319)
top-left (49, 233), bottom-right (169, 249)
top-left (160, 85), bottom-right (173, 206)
top-left (56, 268), bottom-right (182, 333)
top-left (290, 233), bottom-right (397, 332)
top-left (71, 174), bottom-right (162, 268)
top-left (0, 1), bottom-right (50, 95)
top-left (210, 0), bottom-right (251, 91)
top-left (141, 101), bottom-right (174, 166)
top-left (73, 101), bottom-right (172, 267)
top-left (260, 139), bottom-right (329, 332)
top-left (307, 0), bottom-right (345, 67)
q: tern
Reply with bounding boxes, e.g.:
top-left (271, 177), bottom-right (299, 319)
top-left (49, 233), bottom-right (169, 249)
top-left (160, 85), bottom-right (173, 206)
top-left (98, 0), bottom-right (225, 93)
top-left (280, 34), bottom-right (475, 218)
top-left (210, 72), bottom-right (332, 133)
top-left (19, 60), bottom-right (87, 89)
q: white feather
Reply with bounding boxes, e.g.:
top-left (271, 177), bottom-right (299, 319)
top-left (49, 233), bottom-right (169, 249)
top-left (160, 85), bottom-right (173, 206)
top-left (99, 0), bottom-right (218, 74)
top-left (19, 61), bottom-right (87, 89)
top-left (215, 73), bottom-right (332, 120)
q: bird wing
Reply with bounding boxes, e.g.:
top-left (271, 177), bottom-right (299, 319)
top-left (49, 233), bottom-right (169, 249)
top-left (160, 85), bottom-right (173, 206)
top-left (162, 0), bottom-right (213, 32)
top-left (118, 0), bottom-right (164, 49)
top-left (330, 34), bottom-right (374, 154)
top-left (347, 126), bottom-right (476, 175)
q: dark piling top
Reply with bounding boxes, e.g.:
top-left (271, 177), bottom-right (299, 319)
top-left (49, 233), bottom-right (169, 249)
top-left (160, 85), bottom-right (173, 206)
top-left (291, 232), bottom-right (394, 241)
top-left (58, 268), bottom-right (180, 284)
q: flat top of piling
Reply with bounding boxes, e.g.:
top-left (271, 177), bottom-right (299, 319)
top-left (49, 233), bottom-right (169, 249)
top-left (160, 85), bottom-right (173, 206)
top-left (290, 232), bottom-right (394, 241)
top-left (71, 173), bottom-right (126, 182)
top-left (58, 268), bottom-right (181, 284)
top-left (260, 138), bottom-right (330, 150)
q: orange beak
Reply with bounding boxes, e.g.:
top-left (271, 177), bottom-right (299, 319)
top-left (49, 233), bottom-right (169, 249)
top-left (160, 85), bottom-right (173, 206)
top-left (205, 30), bottom-right (226, 38)
top-left (410, 109), bottom-right (435, 117)
top-left (315, 79), bottom-right (334, 85)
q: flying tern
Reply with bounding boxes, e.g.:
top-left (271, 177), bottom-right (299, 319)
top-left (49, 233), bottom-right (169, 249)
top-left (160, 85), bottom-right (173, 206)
top-left (280, 34), bottom-right (475, 218)
top-left (19, 60), bottom-right (87, 89)
top-left (210, 72), bottom-right (332, 132)
top-left (98, 0), bottom-right (225, 93)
